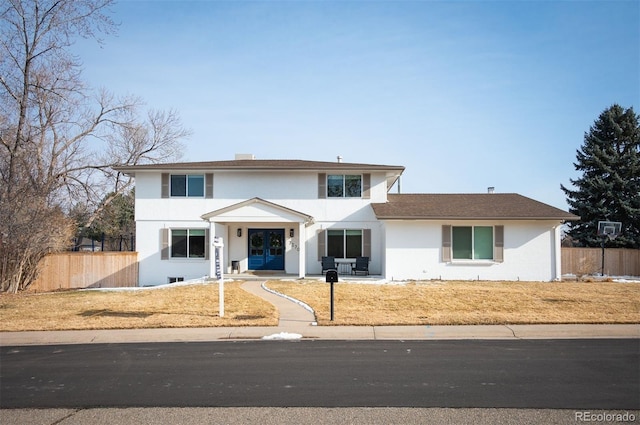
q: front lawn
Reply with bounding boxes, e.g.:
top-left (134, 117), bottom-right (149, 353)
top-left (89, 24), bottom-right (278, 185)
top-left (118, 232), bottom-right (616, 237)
top-left (0, 282), bottom-right (277, 331)
top-left (0, 280), bottom-right (637, 331)
top-left (266, 280), bottom-right (640, 326)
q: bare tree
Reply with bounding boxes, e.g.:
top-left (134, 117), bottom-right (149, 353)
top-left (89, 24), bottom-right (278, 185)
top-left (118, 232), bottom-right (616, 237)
top-left (0, 0), bottom-right (189, 292)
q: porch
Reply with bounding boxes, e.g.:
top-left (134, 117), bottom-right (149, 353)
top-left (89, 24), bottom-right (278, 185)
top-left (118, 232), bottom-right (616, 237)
top-left (222, 271), bottom-right (384, 282)
top-left (201, 198), bottom-right (315, 279)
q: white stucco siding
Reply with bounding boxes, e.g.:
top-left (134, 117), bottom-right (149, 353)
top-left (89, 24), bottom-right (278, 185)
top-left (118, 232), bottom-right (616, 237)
top-left (136, 220), bottom-right (211, 286)
top-left (214, 172), bottom-right (316, 200)
top-left (383, 220), bottom-right (562, 282)
top-left (133, 171), bottom-right (389, 222)
top-left (305, 221), bottom-right (384, 275)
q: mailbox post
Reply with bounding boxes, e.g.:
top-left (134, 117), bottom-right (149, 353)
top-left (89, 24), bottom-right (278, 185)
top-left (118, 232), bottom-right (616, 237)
top-left (325, 269), bottom-right (338, 321)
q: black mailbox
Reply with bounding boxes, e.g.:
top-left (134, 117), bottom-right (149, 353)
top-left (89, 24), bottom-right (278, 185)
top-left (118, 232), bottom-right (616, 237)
top-left (325, 269), bottom-right (338, 283)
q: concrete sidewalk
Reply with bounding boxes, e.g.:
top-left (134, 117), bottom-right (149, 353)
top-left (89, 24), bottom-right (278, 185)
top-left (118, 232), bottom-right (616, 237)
top-left (0, 280), bottom-right (638, 346)
top-left (1, 323), bottom-right (638, 346)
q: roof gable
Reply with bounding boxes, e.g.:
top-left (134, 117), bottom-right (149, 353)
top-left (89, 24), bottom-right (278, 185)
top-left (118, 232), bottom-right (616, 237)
top-left (371, 194), bottom-right (579, 220)
top-left (201, 197), bottom-right (314, 224)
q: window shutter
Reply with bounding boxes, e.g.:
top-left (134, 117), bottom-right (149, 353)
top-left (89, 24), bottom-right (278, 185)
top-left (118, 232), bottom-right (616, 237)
top-left (494, 225), bottom-right (504, 263)
top-left (161, 173), bottom-right (170, 198)
top-left (363, 228), bottom-right (371, 258)
top-left (317, 230), bottom-right (326, 261)
top-left (205, 173), bottom-right (214, 198)
top-left (160, 228), bottom-right (169, 260)
top-left (442, 225), bottom-right (451, 262)
top-left (318, 173), bottom-right (326, 199)
top-left (362, 173), bottom-right (371, 199)
top-left (204, 228), bottom-right (210, 260)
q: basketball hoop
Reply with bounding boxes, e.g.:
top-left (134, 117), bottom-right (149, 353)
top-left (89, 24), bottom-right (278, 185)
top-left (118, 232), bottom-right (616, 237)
top-left (597, 221), bottom-right (622, 277)
top-left (597, 221), bottom-right (622, 241)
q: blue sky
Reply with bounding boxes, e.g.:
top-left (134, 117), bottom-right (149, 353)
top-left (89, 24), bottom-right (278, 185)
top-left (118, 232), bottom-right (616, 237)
top-left (74, 0), bottom-right (639, 209)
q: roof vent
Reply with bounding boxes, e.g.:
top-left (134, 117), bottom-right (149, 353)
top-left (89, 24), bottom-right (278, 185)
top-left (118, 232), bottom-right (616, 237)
top-left (337, 155), bottom-right (343, 163)
top-left (235, 154), bottom-right (255, 160)
top-left (488, 187), bottom-right (495, 194)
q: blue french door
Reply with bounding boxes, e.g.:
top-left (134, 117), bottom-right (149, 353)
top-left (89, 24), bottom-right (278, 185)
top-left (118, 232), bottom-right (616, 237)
top-left (248, 229), bottom-right (285, 270)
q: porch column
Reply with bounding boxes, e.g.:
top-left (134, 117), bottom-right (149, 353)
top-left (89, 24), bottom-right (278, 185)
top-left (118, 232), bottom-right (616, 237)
top-left (298, 222), bottom-right (306, 279)
top-left (553, 224), bottom-right (562, 281)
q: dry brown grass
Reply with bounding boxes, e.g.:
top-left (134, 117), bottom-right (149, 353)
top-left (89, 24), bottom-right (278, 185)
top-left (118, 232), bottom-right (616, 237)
top-left (0, 282), bottom-right (277, 332)
top-left (1, 280), bottom-right (638, 331)
top-left (266, 280), bottom-right (640, 326)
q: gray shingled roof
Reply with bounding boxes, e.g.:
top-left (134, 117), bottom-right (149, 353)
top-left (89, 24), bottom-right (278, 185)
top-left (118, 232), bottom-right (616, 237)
top-left (113, 159), bottom-right (405, 173)
top-left (371, 194), bottom-right (579, 220)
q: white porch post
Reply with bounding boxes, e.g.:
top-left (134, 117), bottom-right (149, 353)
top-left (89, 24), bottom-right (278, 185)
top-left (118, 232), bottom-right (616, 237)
top-left (298, 222), bottom-right (306, 279)
top-left (553, 224), bottom-right (562, 281)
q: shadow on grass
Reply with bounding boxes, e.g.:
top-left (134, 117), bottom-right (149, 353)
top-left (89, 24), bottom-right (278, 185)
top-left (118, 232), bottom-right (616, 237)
top-left (80, 309), bottom-right (153, 318)
top-left (79, 309), bottom-right (232, 319)
top-left (234, 315), bottom-right (267, 320)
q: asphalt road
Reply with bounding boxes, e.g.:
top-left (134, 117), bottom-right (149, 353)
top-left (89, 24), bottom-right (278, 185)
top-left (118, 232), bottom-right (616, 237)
top-left (1, 339), bottom-right (638, 410)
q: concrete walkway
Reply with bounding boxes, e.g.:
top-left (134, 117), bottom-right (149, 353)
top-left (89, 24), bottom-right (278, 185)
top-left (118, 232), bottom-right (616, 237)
top-left (240, 280), bottom-right (316, 329)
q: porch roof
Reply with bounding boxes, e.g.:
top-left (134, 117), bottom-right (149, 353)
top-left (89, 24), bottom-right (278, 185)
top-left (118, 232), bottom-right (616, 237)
top-left (201, 197), bottom-right (314, 224)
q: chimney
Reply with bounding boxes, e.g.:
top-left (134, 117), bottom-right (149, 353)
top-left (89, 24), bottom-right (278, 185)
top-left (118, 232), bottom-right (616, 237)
top-left (235, 154), bottom-right (255, 160)
top-left (487, 187), bottom-right (495, 194)
top-left (337, 155), bottom-right (343, 163)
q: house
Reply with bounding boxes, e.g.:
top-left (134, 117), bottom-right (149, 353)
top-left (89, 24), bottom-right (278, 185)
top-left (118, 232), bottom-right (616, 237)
top-left (114, 155), bottom-right (578, 285)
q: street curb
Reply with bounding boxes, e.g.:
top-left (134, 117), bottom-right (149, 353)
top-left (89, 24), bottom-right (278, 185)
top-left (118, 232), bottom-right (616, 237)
top-left (1, 324), bottom-right (638, 346)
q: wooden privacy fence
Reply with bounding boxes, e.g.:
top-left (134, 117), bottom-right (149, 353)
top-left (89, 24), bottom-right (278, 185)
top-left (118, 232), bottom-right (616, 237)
top-left (562, 247), bottom-right (640, 277)
top-left (30, 252), bottom-right (138, 292)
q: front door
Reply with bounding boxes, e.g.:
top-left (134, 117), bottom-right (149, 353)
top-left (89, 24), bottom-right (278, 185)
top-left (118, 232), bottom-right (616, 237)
top-left (248, 229), bottom-right (285, 270)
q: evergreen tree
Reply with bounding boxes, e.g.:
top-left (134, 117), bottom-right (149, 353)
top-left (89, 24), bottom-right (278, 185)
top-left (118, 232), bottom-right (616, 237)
top-left (561, 104), bottom-right (640, 248)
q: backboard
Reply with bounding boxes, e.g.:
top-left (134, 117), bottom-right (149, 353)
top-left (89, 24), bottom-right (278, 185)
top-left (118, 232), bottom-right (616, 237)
top-left (597, 221), bottom-right (622, 240)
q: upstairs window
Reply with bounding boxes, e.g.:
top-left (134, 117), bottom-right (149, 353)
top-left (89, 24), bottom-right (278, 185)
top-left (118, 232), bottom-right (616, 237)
top-left (171, 174), bottom-right (204, 197)
top-left (327, 174), bottom-right (361, 198)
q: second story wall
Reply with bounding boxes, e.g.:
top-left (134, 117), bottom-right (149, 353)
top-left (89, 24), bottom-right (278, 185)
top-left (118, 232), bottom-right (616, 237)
top-left (133, 169), bottom-right (395, 223)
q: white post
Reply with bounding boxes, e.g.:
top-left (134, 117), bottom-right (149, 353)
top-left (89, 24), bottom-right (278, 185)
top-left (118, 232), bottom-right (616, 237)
top-left (212, 236), bottom-right (225, 317)
top-left (298, 222), bottom-right (306, 279)
top-left (553, 224), bottom-right (562, 281)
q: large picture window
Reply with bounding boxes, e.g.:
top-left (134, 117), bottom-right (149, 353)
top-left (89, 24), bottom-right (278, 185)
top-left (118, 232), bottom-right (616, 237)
top-left (327, 229), bottom-right (362, 258)
top-left (171, 174), bottom-right (204, 197)
top-left (327, 175), bottom-right (362, 198)
top-left (171, 229), bottom-right (206, 258)
top-left (452, 226), bottom-right (493, 260)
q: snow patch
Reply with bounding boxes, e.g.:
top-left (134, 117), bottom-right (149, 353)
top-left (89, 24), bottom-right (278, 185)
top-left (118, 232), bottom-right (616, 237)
top-left (262, 332), bottom-right (303, 340)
